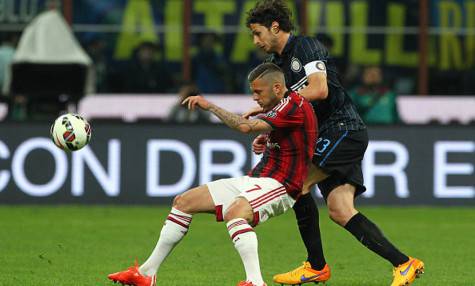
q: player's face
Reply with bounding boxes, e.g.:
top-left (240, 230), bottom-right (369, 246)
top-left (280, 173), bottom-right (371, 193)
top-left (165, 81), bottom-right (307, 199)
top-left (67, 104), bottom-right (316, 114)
top-left (250, 23), bottom-right (278, 53)
top-left (250, 78), bottom-right (279, 112)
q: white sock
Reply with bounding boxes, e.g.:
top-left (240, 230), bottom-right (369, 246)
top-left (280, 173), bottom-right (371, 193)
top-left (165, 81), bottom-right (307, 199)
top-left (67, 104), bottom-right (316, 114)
top-left (139, 207), bottom-right (192, 276)
top-left (227, 218), bottom-right (264, 285)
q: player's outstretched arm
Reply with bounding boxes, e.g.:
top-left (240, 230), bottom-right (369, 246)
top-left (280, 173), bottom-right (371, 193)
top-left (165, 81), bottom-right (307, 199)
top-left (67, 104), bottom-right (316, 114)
top-left (208, 103), bottom-right (272, 134)
top-left (182, 95), bottom-right (272, 134)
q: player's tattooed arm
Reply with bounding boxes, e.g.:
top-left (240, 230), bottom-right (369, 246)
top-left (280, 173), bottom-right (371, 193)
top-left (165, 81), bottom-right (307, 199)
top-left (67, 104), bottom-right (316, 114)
top-left (208, 103), bottom-right (272, 134)
top-left (182, 95), bottom-right (272, 133)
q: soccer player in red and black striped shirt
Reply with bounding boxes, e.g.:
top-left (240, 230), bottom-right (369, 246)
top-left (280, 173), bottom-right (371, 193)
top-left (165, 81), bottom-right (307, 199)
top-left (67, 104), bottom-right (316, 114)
top-left (108, 63), bottom-right (317, 286)
top-left (249, 89), bottom-right (316, 199)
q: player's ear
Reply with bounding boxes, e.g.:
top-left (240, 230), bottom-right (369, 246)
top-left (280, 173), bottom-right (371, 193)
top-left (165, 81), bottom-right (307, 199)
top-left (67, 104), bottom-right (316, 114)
top-left (272, 82), bottom-right (282, 95)
top-left (271, 21), bottom-right (279, 34)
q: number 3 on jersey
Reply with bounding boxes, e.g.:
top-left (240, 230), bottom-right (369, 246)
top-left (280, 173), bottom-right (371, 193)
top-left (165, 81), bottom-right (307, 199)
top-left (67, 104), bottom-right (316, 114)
top-left (315, 137), bottom-right (331, 156)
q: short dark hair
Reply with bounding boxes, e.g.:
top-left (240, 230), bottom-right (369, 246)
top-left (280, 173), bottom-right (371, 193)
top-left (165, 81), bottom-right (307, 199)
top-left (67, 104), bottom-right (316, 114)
top-left (248, 63), bottom-right (285, 84)
top-left (246, 0), bottom-right (294, 32)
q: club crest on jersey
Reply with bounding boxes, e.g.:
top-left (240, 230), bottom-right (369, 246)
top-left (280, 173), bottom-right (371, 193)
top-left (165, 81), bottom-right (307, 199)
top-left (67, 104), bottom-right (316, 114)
top-left (266, 110), bottom-right (277, 118)
top-left (291, 57), bottom-right (302, 72)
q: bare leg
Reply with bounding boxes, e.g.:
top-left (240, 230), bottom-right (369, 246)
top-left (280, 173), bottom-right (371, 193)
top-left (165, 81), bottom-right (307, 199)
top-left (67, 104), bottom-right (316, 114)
top-left (140, 185), bottom-right (215, 276)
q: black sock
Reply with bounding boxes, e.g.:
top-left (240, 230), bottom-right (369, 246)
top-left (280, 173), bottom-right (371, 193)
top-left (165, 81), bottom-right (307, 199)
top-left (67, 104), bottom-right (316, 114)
top-left (293, 193), bottom-right (326, 270)
top-left (344, 213), bottom-right (409, 267)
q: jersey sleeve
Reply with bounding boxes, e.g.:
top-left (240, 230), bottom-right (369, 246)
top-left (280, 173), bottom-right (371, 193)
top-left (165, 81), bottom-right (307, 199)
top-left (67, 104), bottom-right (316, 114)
top-left (257, 97), bottom-right (304, 128)
top-left (296, 37), bottom-right (328, 77)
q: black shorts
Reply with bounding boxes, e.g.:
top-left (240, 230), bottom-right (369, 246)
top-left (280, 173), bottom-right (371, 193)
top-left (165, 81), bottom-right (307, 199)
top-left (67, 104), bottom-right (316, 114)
top-left (312, 129), bottom-right (368, 199)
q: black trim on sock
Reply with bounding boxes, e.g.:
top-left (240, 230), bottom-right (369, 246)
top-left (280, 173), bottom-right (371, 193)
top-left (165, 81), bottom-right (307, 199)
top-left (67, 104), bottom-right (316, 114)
top-left (344, 213), bottom-right (409, 267)
top-left (293, 193), bottom-right (326, 270)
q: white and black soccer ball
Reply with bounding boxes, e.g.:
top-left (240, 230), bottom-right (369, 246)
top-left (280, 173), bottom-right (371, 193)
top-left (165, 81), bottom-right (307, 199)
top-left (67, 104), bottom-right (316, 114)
top-left (50, 113), bottom-right (92, 151)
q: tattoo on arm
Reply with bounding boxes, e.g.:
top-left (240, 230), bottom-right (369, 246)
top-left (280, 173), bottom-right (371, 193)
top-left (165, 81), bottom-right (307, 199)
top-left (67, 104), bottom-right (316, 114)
top-left (209, 103), bottom-right (260, 132)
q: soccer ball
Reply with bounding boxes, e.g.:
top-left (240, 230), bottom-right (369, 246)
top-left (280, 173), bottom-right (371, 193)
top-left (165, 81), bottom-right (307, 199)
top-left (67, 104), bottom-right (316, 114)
top-left (50, 113), bottom-right (92, 151)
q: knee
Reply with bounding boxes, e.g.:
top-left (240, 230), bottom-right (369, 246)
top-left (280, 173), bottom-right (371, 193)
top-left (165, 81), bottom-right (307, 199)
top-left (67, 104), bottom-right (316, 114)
top-left (302, 179), bottom-right (319, 196)
top-left (223, 199), bottom-right (253, 223)
top-left (172, 193), bottom-right (192, 214)
top-left (328, 205), bottom-right (355, 226)
top-left (223, 208), bottom-right (239, 222)
top-left (301, 184), bottom-right (313, 196)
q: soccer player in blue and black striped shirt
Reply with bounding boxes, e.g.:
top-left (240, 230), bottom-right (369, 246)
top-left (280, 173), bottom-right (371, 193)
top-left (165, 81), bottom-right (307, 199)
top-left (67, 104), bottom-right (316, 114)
top-left (244, 1), bottom-right (424, 285)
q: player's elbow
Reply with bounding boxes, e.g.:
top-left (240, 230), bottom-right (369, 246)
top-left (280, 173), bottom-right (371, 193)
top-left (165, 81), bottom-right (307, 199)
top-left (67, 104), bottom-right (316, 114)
top-left (237, 125), bottom-right (252, 134)
top-left (316, 85), bottom-right (328, 100)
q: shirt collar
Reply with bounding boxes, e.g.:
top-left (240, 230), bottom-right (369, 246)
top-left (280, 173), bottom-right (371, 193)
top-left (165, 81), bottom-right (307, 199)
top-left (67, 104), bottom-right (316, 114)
top-left (275, 34), bottom-right (296, 58)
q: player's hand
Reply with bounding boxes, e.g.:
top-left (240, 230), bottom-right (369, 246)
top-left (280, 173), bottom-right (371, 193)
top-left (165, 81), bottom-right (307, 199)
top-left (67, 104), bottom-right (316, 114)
top-left (182, 95), bottom-right (210, 111)
top-left (242, 106), bottom-right (264, 119)
top-left (252, 134), bottom-right (268, 155)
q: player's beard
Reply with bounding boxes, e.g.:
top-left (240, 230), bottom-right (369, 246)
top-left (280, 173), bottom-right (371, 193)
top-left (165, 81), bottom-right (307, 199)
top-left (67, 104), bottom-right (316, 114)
top-left (264, 93), bottom-right (280, 111)
top-left (268, 36), bottom-right (279, 54)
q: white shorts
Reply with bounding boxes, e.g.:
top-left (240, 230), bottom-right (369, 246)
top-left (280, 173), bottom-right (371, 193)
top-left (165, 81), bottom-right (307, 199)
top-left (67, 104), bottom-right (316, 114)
top-left (206, 176), bottom-right (296, 226)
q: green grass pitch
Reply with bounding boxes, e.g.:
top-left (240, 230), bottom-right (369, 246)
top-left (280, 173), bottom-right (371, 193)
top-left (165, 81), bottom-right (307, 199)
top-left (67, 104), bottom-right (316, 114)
top-left (0, 206), bottom-right (473, 285)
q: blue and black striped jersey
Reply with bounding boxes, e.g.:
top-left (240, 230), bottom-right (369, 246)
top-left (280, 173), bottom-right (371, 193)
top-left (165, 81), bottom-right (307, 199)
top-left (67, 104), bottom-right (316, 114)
top-left (266, 34), bottom-right (366, 133)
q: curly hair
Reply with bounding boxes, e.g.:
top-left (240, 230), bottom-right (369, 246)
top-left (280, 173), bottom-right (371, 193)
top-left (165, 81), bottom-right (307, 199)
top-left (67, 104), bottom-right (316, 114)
top-left (246, 0), bottom-right (294, 32)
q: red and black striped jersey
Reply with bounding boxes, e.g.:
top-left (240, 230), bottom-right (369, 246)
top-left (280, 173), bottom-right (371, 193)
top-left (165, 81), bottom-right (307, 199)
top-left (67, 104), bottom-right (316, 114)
top-left (249, 91), bottom-right (317, 199)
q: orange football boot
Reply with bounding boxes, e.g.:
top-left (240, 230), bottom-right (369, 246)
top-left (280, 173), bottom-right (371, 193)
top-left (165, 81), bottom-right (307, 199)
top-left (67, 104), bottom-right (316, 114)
top-left (391, 257), bottom-right (424, 286)
top-left (108, 261), bottom-right (156, 286)
top-left (273, 262), bottom-right (330, 285)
